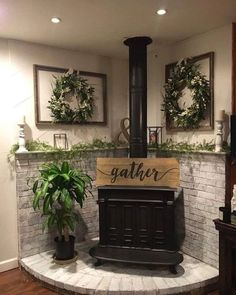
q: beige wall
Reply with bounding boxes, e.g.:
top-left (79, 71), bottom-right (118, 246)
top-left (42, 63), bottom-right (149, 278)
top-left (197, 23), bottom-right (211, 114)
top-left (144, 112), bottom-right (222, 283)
top-left (0, 38), bottom-right (128, 270)
top-left (147, 44), bottom-right (171, 126)
top-left (148, 25), bottom-right (232, 144)
top-left (8, 39), bottom-right (128, 145)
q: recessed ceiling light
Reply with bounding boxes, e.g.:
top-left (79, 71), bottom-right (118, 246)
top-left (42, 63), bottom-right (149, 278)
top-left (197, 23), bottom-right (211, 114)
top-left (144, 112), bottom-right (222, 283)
top-left (156, 9), bottom-right (167, 15)
top-left (51, 17), bottom-right (61, 24)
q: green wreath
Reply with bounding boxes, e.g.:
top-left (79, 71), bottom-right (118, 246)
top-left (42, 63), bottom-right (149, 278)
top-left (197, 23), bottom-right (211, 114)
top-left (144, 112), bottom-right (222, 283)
top-left (48, 71), bottom-right (95, 123)
top-left (163, 59), bottom-right (210, 129)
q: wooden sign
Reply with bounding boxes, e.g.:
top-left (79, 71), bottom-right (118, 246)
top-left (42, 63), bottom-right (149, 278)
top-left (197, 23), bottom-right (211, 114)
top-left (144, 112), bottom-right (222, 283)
top-left (96, 158), bottom-right (179, 187)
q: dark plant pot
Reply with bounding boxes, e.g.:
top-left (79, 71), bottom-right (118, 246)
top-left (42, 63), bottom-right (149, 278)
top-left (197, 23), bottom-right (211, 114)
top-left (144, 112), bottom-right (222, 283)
top-left (54, 235), bottom-right (75, 260)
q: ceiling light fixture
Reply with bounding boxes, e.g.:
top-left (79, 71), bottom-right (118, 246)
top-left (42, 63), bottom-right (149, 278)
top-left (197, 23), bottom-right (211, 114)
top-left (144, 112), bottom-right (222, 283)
top-left (156, 9), bottom-right (167, 15)
top-left (51, 17), bottom-right (61, 24)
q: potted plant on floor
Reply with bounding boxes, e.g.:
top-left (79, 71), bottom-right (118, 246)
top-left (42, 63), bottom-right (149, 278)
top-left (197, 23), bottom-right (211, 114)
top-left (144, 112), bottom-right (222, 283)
top-left (32, 161), bottom-right (92, 260)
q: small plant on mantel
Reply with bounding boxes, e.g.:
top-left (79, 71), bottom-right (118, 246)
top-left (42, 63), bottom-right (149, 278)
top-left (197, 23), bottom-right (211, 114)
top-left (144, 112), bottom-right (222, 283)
top-left (32, 161), bottom-right (92, 261)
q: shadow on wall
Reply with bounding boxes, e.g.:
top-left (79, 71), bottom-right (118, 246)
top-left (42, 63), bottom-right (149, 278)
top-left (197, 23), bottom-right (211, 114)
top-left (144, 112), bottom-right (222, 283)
top-left (224, 113), bottom-right (230, 143)
top-left (25, 122), bottom-right (33, 141)
top-left (76, 212), bottom-right (88, 242)
top-left (175, 188), bottom-right (185, 249)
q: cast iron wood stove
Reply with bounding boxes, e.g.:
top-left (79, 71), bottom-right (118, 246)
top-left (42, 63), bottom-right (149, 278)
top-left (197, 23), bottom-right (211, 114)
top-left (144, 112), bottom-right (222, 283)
top-left (90, 186), bottom-right (182, 273)
top-left (90, 37), bottom-right (183, 273)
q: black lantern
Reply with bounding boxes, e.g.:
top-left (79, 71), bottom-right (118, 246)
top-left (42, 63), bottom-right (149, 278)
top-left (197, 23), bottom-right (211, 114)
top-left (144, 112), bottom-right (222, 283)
top-left (53, 133), bottom-right (68, 150)
top-left (147, 126), bottom-right (163, 146)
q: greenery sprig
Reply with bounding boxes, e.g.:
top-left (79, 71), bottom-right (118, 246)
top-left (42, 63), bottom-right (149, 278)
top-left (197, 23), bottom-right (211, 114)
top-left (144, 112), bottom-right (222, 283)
top-left (163, 59), bottom-right (210, 129)
top-left (149, 139), bottom-right (229, 153)
top-left (48, 71), bottom-right (95, 123)
top-left (10, 138), bottom-right (230, 157)
top-left (10, 138), bottom-right (118, 156)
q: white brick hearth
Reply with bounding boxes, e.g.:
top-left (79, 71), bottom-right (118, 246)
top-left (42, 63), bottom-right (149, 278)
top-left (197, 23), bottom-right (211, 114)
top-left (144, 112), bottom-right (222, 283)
top-left (20, 240), bottom-right (218, 295)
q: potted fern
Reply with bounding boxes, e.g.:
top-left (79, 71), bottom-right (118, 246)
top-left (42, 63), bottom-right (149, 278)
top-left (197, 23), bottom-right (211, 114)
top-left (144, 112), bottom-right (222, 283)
top-left (32, 161), bottom-right (92, 260)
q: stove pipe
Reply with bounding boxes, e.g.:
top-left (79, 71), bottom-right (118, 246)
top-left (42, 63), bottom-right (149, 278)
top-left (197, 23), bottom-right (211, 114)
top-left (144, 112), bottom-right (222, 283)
top-left (124, 36), bottom-right (152, 158)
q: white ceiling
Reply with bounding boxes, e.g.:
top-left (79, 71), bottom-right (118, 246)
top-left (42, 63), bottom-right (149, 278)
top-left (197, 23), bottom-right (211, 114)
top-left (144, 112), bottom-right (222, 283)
top-left (0, 0), bottom-right (236, 58)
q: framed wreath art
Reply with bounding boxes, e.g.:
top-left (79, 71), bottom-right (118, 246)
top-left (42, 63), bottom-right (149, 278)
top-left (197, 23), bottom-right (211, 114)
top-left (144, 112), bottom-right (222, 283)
top-left (34, 65), bottom-right (107, 125)
top-left (48, 70), bottom-right (94, 123)
top-left (163, 52), bottom-right (214, 130)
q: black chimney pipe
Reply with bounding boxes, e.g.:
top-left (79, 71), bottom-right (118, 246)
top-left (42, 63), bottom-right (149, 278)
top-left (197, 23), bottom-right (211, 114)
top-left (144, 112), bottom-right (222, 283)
top-left (124, 36), bottom-right (152, 158)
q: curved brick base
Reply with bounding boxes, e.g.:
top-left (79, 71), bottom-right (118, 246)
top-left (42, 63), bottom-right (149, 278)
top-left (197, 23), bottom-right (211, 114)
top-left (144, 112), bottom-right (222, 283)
top-left (20, 240), bottom-right (218, 295)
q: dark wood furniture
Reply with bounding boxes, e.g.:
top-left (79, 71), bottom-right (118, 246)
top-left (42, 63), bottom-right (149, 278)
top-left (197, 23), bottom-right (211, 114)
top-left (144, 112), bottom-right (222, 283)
top-left (232, 23), bottom-right (236, 114)
top-left (90, 186), bottom-right (183, 273)
top-left (214, 219), bottom-right (236, 295)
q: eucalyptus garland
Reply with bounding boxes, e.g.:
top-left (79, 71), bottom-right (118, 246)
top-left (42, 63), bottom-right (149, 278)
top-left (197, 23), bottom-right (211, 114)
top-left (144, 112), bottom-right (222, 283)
top-left (163, 59), bottom-right (210, 129)
top-left (48, 71), bottom-right (95, 123)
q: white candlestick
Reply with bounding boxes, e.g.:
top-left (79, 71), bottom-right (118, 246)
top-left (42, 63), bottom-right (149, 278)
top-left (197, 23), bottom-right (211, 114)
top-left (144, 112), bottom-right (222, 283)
top-left (18, 115), bottom-right (25, 125)
top-left (232, 184), bottom-right (236, 212)
top-left (215, 120), bottom-right (223, 152)
top-left (16, 121), bottom-right (28, 153)
top-left (216, 110), bottom-right (225, 121)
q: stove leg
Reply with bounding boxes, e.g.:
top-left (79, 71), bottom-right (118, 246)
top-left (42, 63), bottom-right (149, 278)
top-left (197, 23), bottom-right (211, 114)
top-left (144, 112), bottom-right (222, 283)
top-left (94, 259), bottom-right (103, 267)
top-left (169, 265), bottom-right (177, 274)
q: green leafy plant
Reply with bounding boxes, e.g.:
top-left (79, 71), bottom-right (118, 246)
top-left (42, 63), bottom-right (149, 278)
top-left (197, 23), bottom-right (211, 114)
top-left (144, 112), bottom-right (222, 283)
top-left (32, 161), bottom-right (92, 242)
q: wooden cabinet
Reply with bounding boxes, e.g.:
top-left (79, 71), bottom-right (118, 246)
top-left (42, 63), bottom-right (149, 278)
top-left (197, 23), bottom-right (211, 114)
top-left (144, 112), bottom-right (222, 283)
top-left (90, 186), bottom-right (183, 273)
top-left (214, 219), bottom-right (236, 295)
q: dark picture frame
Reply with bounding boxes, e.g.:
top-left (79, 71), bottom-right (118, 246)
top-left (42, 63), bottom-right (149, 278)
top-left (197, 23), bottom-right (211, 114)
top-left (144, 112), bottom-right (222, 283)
top-left (34, 65), bottom-right (107, 125)
top-left (34, 65), bottom-right (70, 125)
top-left (165, 52), bottom-right (214, 131)
top-left (79, 71), bottom-right (107, 125)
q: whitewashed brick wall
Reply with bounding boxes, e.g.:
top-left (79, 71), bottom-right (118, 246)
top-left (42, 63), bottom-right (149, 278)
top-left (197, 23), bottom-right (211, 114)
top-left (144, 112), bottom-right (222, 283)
top-left (179, 153), bottom-right (226, 268)
top-left (15, 148), bottom-right (128, 258)
top-left (149, 151), bottom-right (226, 268)
top-left (16, 149), bottom-right (226, 268)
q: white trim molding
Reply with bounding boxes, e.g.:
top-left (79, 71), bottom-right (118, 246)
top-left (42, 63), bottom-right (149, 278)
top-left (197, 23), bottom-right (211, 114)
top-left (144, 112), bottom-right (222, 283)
top-left (0, 258), bottom-right (18, 272)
